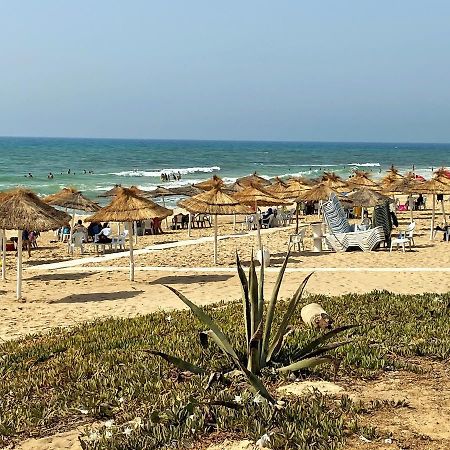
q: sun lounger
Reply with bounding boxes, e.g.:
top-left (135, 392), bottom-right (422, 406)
top-left (322, 194), bottom-right (385, 252)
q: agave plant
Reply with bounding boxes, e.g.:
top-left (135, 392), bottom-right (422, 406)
top-left (151, 252), bottom-right (356, 403)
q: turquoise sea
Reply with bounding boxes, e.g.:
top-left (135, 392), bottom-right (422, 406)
top-left (0, 137), bottom-right (449, 207)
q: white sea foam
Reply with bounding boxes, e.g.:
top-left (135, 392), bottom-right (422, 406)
top-left (348, 162), bottom-right (380, 167)
top-left (110, 166), bottom-right (220, 177)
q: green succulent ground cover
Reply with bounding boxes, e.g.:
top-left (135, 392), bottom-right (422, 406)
top-left (1, 290), bottom-right (449, 449)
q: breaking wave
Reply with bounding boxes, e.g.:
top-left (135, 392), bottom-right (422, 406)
top-left (110, 166), bottom-right (220, 177)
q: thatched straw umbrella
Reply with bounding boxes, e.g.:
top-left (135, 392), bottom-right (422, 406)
top-left (413, 178), bottom-right (450, 239)
top-left (236, 172), bottom-right (271, 188)
top-left (347, 171), bottom-right (380, 190)
top-left (233, 184), bottom-right (291, 250)
top-left (98, 184), bottom-right (122, 198)
top-left (85, 187), bottom-right (173, 281)
top-left (321, 172), bottom-right (348, 191)
top-left (0, 189), bottom-right (70, 299)
top-left (381, 174), bottom-right (424, 222)
top-left (347, 188), bottom-right (391, 208)
top-left (178, 183), bottom-right (249, 264)
top-left (44, 187), bottom-right (101, 252)
top-left (282, 177), bottom-right (312, 233)
top-left (169, 185), bottom-right (203, 197)
top-left (266, 177), bottom-right (289, 196)
top-left (295, 182), bottom-right (337, 203)
top-left (194, 175), bottom-right (224, 191)
top-left (145, 186), bottom-right (179, 229)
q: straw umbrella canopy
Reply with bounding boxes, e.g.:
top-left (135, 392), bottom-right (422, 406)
top-left (236, 172), bottom-right (271, 188)
top-left (347, 171), bottom-right (380, 190)
top-left (233, 184), bottom-right (291, 250)
top-left (381, 167), bottom-right (404, 190)
top-left (44, 187), bottom-right (101, 251)
top-left (178, 183), bottom-right (250, 264)
top-left (434, 167), bottom-right (450, 186)
top-left (266, 177), bottom-right (289, 197)
top-left (295, 182), bottom-right (338, 203)
top-left (281, 177), bottom-right (312, 233)
top-left (295, 183), bottom-right (352, 220)
top-left (347, 188), bottom-right (391, 208)
top-left (85, 187), bottom-right (173, 281)
top-left (0, 189), bottom-right (70, 299)
top-left (169, 185), bottom-right (203, 197)
top-left (98, 184), bottom-right (122, 197)
top-left (44, 187), bottom-right (100, 212)
top-left (194, 175), bottom-right (224, 191)
top-left (147, 186), bottom-right (177, 199)
top-left (321, 172), bottom-right (349, 191)
top-left (414, 178), bottom-right (450, 238)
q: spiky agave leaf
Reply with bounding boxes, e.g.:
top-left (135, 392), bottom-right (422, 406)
top-left (165, 285), bottom-right (273, 401)
top-left (293, 325), bottom-right (358, 360)
top-left (236, 252), bottom-right (251, 345)
top-left (266, 273), bottom-right (314, 362)
top-left (248, 255), bottom-right (259, 339)
top-left (261, 251), bottom-right (290, 367)
top-left (144, 350), bottom-right (206, 375)
top-left (248, 319), bottom-right (263, 373)
top-left (165, 285), bottom-right (239, 362)
top-left (277, 356), bottom-right (337, 373)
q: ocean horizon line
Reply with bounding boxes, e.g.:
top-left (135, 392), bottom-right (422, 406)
top-left (1, 135), bottom-right (450, 146)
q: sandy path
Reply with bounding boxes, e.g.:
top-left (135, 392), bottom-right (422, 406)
top-left (1, 267), bottom-right (450, 342)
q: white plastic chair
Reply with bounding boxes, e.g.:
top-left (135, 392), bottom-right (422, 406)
top-left (69, 232), bottom-right (85, 255)
top-left (390, 222), bottom-right (416, 252)
top-left (288, 228), bottom-right (306, 252)
top-left (112, 230), bottom-right (129, 251)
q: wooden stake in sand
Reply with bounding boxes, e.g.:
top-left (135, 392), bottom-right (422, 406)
top-left (1, 229), bottom-right (6, 281)
top-left (127, 221), bottom-right (135, 281)
top-left (16, 231), bottom-right (22, 300)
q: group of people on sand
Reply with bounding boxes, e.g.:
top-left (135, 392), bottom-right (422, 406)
top-left (160, 171), bottom-right (181, 182)
top-left (61, 220), bottom-right (112, 243)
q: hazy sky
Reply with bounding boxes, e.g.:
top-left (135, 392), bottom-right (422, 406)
top-left (1, 1), bottom-right (450, 142)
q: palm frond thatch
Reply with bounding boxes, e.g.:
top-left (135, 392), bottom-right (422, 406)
top-left (0, 188), bottom-right (70, 231)
top-left (44, 187), bottom-right (100, 212)
top-left (295, 183), bottom-right (338, 202)
top-left (178, 184), bottom-right (250, 215)
top-left (347, 188), bottom-right (391, 207)
top-left (236, 172), bottom-right (271, 188)
top-left (233, 184), bottom-right (291, 208)
top-left (86, 187), bottom-right (173, 223)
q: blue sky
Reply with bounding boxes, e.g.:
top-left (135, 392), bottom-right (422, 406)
top-left (1, 1), bottom-right (450, 142)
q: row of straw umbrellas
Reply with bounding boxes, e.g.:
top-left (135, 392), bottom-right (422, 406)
top-left (1, 167), bottom-right (450, 300)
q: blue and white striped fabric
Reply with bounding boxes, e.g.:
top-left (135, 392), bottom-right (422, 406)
top-left (322, 194), bottom-right (352, 233)
top-left (322, 194), bottom-right (386, 252)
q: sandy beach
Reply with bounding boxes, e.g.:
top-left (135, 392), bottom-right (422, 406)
top-left (1, 205), bottom-right (449, 342)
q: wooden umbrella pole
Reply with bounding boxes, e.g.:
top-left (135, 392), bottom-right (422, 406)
top-left (162, 196), bottom-right (169, 230)
top-left (1, 229), bottom-right (6, 281)
top-left (430, 193), bottom-right (436, 240)
top-left (188, 213), bottom-right (192, 237)
top-left (134, 221), bottom-right (138, 245)
top-left (441, 196), bottom-right (447, 226)
top-left (17, 230), bottom-right (23, 300)
top-left (295, 202), bottom-right (299, 234)
top-left (128, 222), bottom-right (135, 281)
top-left (408, 194), bottom-right (414, 223)
top-left (255, 201), bottom-right (262, 250)
top-left (233, 213), bottom-right (236, 231)
top-left (68, 209), bottom-right (75, 254)
top-left (213, 214), bottom-right (218, 265)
